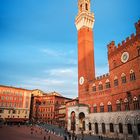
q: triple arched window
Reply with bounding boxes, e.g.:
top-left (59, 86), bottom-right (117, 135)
top-left (93, 104), bottom-right (97, 113)
top-left (114, 76), bottom-right (119, 86)
top-left (116, 100), bottom-right (122, 111)
top-left (100, 102), bottom-right (104, 112)
top-left (92, 83), bottom-right (96, 92)
top-left (98, 82), bottom-right (103, 90)
top-left (130, 70), bottom-right (136, 81)
top-left (92, 69), bottom-right (136, 93)
top-left (124, 98), bottom-right (130, 111)
top-left (133, 97), bottom-right (140, 110)
top-left (107, 101), bottom-right (112, 112)
top-left (105, 79), bottom-right (111, 89)
top-left (121, 73), bottom-right (127, 83)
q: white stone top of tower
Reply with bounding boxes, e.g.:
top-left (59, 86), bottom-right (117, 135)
top-left (75, 0), bottom-right (95, 30)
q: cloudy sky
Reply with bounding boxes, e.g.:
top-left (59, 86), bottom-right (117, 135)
top-left (0, 0), bottom-right (140, 98)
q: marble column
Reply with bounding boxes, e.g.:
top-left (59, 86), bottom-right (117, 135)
top-left (91, 123), bottom-right (95, 134)
top-left (75, 117), bottom-right (79, 134)
top-left (67, 118), bottom-right (71, 131)
top-left (85, 118), bottom-right (89, 133)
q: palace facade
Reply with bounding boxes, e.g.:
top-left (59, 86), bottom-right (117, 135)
top-left (31, 92), bottom-right (71, 126)
top-left (0, 85), bottom-right (32, 124)
top-left (67, 0), bottom-right (140, 140)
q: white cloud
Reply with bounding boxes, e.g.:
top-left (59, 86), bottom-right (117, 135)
top-left (16, 67), bottom-right (78, 98)
top-left (40, 43), bottom-right (76, 57)
top-left (41, 48), bottom-right (65, 57)
top-left (47, 67), bottom-right (77, 78)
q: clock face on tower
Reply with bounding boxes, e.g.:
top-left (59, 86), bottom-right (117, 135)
top-left (121, 52), bottom-right (129, 63)
top-left (79, 76), bottom-right (84, 85)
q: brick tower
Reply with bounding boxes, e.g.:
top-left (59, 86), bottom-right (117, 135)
top-left (75, 0), bottom-right (95, 101)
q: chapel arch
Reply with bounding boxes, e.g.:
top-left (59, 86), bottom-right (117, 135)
top-left (71, 111), bottom-right (76, 131)
top-left (79, 112), bottom-right (85, 131)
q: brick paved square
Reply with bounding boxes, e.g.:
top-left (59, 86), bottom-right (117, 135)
top-left (0, 125), bottom-right (64, 140)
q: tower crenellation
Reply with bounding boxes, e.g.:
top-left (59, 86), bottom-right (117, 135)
top-left (107, 41), bottom-right (117, 54)
top-left (135, 19), bottom-right (140, 35)
top-left (95, 73), bottom-right (109, 81)
top-left (108, 33), bottom-right (138, 57)
top-left (108, 20), bottom-right (139, 57)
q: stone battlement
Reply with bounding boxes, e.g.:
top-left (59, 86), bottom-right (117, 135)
top-left (95, 73), bottom-right (109, 80)
top-left (135, 19), bottom-right (140, 35)
top-left (107, 20), bottom-right (140, 55)
top-left (108, 33), bottom-right (137, 55)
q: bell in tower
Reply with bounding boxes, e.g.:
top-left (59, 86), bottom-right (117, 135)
top-left (78, 0), bottom-right (91, 13)
top-left (75, 0), bottom-right (94, 30)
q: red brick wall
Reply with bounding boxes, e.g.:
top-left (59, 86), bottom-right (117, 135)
top-left (78, 27), bottom-right (95, 99)
top-left (0, 85), bottom-right (30, 109)
top-left (78, 21), bottom-right (140, 113)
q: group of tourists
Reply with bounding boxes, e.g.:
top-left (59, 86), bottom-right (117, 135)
top-left (30, 126), bottom-right (51, 140)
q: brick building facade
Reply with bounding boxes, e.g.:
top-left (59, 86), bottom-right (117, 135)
top-left (67, 0), bottom-right (140, 139)
top-left (32, 92), bottom-right (71, 125)
top-left (0, 85), bottom-right (32, 124)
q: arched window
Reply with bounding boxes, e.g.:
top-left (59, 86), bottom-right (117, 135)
top-left (89, 122), bottom-right (92, 130)
top-left (110, 123), bottom-right (114, 132)
top-left (127, 123), bottom-right (132, 135)
top-left (95, 123), bottom-right (98, 134)
top-left (92, 84), bottom-right (96, 92)
top-left (85, 3), bottom-right (88, 10)
top-left (102, 123), bottom-right (106, 134)
top-left (124, 98), bottom-right (130, 111)
top-left (114, 76), bottom-right (119, 86)
top-left (93, 104), bottom-right (97, 113)
top-left (98, 82), bottom-right (103, 90)
top-left (105, 79), bottom-right (111, 89)
top-left (108, 102), bottom-right (112, 112)
top-left (79, 112), bottom-right (85, 131)
top-left (116, 100), bottom-right (121, 111)
top-left (71, 111), bottom-right (76, 131)
top-left (80, 4), bottom-right (82, 12)
top-left (130, 70), bottom-right (136, 81)
top-left (133, 97), bottom-right (140, 110)
top-left (121, 73), bottom-right (127, 84)
top-left (100, 103), bottom-right (104, 112)
top-left (119, 123), bottom-right (123, 133)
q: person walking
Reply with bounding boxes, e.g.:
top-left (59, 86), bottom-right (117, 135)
top-left (68, 133), bottom-right (71, 140)
top-left (44, 136), bottom-right (46, 140)
top-left (74, 135), bottom-right (77, 140)
top-left (64, 135), bottom-right (67, 140)
top-left (48, 135), bottom-right (51, 140)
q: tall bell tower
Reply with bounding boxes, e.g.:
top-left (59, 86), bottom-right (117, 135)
top-left (75, 0), bottom-right (95, 101)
